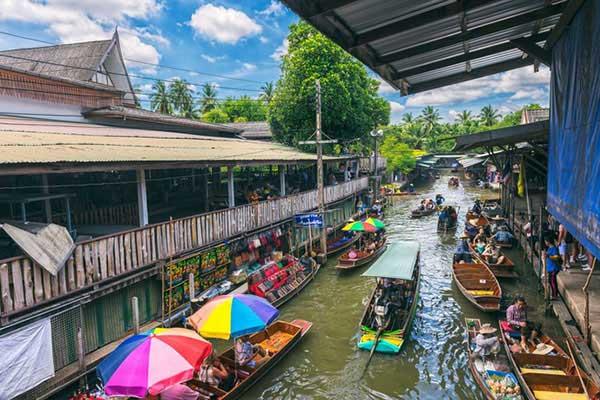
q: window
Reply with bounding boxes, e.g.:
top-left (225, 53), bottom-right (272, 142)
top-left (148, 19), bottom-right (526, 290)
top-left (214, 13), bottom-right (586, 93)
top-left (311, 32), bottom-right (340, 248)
top-left (91, 63), bottom-right (113, 86)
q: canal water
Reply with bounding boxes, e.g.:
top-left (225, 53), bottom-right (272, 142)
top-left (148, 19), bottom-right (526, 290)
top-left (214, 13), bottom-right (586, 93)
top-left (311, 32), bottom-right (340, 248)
top-left (241, 175), bottom-right (564, 400)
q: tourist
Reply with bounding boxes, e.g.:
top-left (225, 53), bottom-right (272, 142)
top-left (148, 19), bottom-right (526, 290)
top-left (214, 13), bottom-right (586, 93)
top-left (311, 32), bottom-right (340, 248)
top-left (493, 226), bottom-right (514, 245)
top-left (557, 223), bottom-right (571, 270)
top-left (474, 227), bottom-right (487, 244)
top-left (235, 335), bottom-right (269, 368)
top-left (472, 324), bottom-right (500, 359)
top-left (543, 236), bottom-right (561, 299)
top-left (158, 383), bottom-right (200, 400)
top-left (454, 235), bottom-right (473, 263)
top-left (506, 295), bottom-right (542, 350)
top-left (198, 354), bottom-right (233, 391)
top-left (474, 238), bottom-right (486, 254)
top-left (482, 242), bottom-right (505, 265)
top-left (472, 200), bottom-right (482, 215)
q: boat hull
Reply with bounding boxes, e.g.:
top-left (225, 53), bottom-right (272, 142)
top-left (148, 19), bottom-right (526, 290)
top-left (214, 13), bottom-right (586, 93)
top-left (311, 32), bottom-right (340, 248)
top-left (452, 262), bottom-right (501, 312)
top-left (335, 240), bottom-right (387, 270)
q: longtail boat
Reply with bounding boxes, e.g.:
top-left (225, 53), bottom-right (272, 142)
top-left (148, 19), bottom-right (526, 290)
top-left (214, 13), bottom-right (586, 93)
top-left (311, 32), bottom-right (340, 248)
top-left (499, 320), bottom-right (600, 400)
top-left (358, 242), bottom-right (420, 354)
top-left (465, 318), bottom-right (524, 400)
top-left (335, 238), bottom-right (387, 270)
top-left (187, 319), bottom-right (312, 400)
top-left (466, 212), bottom-right (490, 228)
top-left (386, 191), bottom-right (420, 196)
top-left (452, 262), bottom-right (501, 312)
top-left (315, 232), bottom-right (360, 256)
top-left (470, 244), bottom-right (519, 279)
top-left (411, 208), bottom-right (437, 218)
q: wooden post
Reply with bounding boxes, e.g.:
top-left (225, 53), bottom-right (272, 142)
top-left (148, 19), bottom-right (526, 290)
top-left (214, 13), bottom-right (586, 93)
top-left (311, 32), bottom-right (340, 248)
top-left (131, 296), bottom-right (140, 334)
top-left (202, 168), bottom-right (209, 212)
top-left (189, 272), bottom-right (195, 301)
top-left (279, 165), bottom-right (286, 197)
top-left (77, 326), bottom-right (85, 371)
top-left (227, 166), bottom-right (235, 208)
top-left (583, 258), bottom-right (597, 345)
top-left (136, 169), bottom-right (149, 226)
top-left (42, 174), bottom-right (52, 223)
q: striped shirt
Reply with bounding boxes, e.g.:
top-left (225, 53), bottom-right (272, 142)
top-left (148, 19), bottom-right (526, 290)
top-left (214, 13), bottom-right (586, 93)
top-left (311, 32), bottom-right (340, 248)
top-left (506, 304), bottom-right (527, 326)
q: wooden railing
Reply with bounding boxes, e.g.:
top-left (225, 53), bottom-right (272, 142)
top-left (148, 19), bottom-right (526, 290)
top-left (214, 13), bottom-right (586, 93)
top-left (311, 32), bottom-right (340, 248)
top-left (359, 155), bottom-right (387, 172)
top-left (71, 203), bottom-right (138, 226)
top-left (0, 177), bottom-right (368, 316)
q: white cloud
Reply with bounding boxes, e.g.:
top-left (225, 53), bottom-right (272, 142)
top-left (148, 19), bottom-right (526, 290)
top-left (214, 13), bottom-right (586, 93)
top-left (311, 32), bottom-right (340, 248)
top-left (510, 87), bottom-right (547, 101)
top-left (389, 101), bottom-right (405, 113)
top-left (259, 36), bottom-right (269, 44)
top-left (259, 1), bottom-right (285, 17)
top-left (271, 38), bottom-right (289, 60)
top-left (189, 4), bottom-right (262, 44)
top-left (376, 77), bottom-right (396, 95)
top-left (200, 54), bottom-right (225, 64)
top-left (448, 109), bottom-right (460, 121)
top-left (0, 0), bottom-right (164, 70)
top-left (226, 62), bottom-right (257, 79)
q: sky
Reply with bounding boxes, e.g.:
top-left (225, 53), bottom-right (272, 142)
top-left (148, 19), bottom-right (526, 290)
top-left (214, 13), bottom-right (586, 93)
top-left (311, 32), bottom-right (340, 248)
top-left (0, 0), bottom-right (550, 123)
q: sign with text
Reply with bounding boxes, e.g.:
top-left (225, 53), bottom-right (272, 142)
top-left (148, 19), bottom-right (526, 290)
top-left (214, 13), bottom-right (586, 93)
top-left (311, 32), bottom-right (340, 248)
top-left (295, 213), bottom-right (323, 228)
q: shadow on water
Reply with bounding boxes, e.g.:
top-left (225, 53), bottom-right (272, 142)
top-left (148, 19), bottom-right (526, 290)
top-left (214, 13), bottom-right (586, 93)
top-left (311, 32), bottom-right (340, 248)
top-left (242, 175), bottom-right (564, 400)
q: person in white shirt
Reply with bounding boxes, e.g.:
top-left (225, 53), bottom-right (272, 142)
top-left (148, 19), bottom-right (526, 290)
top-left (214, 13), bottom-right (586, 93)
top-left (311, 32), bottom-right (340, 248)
top-left (472, 324), bottom-right (500, 358)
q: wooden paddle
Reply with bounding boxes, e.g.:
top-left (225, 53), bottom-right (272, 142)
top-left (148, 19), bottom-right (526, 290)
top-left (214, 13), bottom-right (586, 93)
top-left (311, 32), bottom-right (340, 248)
top-left (361, 327), bottom-right (383, 379)
top-left (566, 339), bottom-right (590, 399)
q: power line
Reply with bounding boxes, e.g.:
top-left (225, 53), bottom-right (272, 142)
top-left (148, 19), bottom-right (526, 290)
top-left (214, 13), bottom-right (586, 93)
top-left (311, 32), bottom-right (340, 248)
top-left (0, 30), bottom-right (270, 86)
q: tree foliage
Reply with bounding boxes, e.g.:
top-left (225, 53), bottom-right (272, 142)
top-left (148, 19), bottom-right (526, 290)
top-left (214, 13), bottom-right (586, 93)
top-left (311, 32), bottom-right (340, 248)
top-left (150, 80), bottom-right (172, 115)
top-left (268, 22), bottom-right (390, 152)
top-left (169, 79), bottom-right (194, 117)
top-left (201, 108), bottom-right (230, 123)
top-left (380, 133), bottom-right (417, 175)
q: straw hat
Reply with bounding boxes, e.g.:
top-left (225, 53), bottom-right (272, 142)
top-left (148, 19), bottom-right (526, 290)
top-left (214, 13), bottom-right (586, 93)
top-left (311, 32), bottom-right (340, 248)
top-left (460, 233), bottom-right (470, 239)
top-left (480, 324), bottom-right (497, 335)
top-left (533, 343), bottom-right (555, 355)
top-left (491, 216), bottom-right (506, 221)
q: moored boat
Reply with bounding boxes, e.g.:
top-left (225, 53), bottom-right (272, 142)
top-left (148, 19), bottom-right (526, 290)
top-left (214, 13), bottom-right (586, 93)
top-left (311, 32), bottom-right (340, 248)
top-left (315, 232), bottom-right (360, 256)
top-left (358, 242), bottom-right (420, 353)
top-left (465, 318), bottom-right (523, 400)
top-left (470, 244), bottom-right (518, 279)
top-left (499, 320), bottom-right (600, 400)
top-left (387, 191), bottom-right (420, 196)
top-left (453, 262), bottom-right (501, 312)
top-left (466, 212), bottom-right (490, 228)
top-left (335, 237), bottom-right (387, 270)
top-left (187, 319), bottom-right (312, 400)
top-left (411, 208), bottom-right (437, 218)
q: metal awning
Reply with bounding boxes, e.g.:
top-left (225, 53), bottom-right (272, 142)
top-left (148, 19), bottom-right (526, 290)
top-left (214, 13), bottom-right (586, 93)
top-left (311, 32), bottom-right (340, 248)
top-left (459, 157), bottom-right (487, 168)
top-left (453, 120), bottom-right (548, 151)
top-left (362, 241), bottom-right (420, 280)
top-left (281, 0), bottom-right (582, 95)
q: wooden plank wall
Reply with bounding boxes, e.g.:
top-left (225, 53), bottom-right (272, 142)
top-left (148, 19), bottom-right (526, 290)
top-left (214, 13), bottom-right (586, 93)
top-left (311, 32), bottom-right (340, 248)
top-left (0, 177), bottom-right (368, 316)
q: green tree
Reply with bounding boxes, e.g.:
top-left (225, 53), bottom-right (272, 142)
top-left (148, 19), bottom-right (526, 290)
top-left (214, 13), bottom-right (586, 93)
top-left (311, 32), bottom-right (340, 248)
top-left (401, 112), bottom-right (415, 124)
top-left (380, 132), bottom-right (416, 174)
top-left (169, 79), bottom-right (194, 118)
top-left (479, 104), bottom-right (500, 126)
top-left (420, 106), bottom-right (442, 128)
top-left (260, 82), bottom-right (275, 103)
top-left (199, 83), bottom-right (218, 114)
top-left (150, 80), bottom-right (172, 115)
top-left (268, 22), bottom-right (390, 150)
top-left (221, 96), bottom-right (267, 122)
top-left (201, 108), bottom-right (230, 123)
top-left (456, 110), bottom-right (473, 124)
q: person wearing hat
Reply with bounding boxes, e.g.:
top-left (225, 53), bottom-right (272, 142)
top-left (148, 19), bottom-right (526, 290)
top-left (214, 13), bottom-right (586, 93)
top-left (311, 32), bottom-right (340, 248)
top-left (493, 226), bottom-right (514, 245)
top-left (473, 324), bottom-right (500, 358)
top-left (454, 235), bottom-right (473, 264)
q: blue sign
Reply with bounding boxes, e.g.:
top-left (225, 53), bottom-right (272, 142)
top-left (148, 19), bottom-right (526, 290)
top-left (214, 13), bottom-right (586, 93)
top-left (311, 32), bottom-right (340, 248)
top-left (295, 214), bottom-right (323, 227)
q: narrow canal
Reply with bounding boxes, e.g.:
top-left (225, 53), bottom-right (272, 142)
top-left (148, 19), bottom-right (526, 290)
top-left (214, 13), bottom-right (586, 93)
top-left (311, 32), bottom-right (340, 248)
top-left (241, 174), bottom-right (564, 400)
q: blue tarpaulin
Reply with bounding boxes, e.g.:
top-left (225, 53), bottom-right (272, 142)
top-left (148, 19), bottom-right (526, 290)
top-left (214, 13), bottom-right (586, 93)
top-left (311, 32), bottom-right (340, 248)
top-left (548, 0), bottom-right (600, 258)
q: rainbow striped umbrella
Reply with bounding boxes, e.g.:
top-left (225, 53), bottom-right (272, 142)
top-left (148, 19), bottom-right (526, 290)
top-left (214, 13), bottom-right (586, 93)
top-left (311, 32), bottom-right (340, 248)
top-left (97, 328), bottom-right (212, 398)
top-left (188, 294), bottom-right (279, 340)
top-left (342, 220), bottom-right (378, 232)
top-left (365, 217), bottom-right (385, 229)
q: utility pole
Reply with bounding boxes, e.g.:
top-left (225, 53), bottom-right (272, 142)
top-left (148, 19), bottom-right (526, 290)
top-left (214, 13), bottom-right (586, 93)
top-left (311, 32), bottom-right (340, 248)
top-left (370, 129), bottom-right (384, 203)
top-left (299, 80), bottom-right (336, 261)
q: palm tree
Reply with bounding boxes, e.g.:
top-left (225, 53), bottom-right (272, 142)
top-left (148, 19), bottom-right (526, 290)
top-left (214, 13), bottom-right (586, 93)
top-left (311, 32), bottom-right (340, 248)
top-left (420, 106), bottom-right (441, 128)
top-left (169, 79), bottom-right (194, 118)
top-left (260, 82), bottom-right (274, 103)
top-left (150, 80), bottom-right (172, 115)
top-left (401, 112), bottom-right (415, 124)
top-left (199, 83), bottom-right (218, 114)
top-left (456, 110), bottom-right (473, 125)
top-left (480, 104), bottom-right (500, 127)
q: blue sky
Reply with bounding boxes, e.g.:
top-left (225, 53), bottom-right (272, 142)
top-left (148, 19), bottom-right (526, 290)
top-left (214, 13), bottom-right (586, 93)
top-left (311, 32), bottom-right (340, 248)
top-left (0, 0), bottom-right (550, 123)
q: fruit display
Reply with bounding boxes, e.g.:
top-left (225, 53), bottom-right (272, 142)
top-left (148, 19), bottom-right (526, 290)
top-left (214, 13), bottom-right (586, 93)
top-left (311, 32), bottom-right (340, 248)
top-left (485, 374), bottom-right (521, 399)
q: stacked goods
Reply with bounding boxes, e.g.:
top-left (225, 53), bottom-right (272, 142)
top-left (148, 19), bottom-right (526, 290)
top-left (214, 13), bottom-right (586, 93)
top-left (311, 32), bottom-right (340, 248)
top-left (248, 255), bottom-right (312, 304)
top-left (485, 372), bottom-right (521, 399)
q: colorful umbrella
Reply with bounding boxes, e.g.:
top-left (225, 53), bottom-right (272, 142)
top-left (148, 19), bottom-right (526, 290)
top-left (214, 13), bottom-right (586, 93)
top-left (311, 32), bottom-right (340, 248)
top-left (365, 217), bottom-right (385, 229)
top-left (342, 220), bottom-right (377, 232)
top-left (188, 294), bottom-right (279, 340)
top-left (97, 327), bottom-right (212, 398)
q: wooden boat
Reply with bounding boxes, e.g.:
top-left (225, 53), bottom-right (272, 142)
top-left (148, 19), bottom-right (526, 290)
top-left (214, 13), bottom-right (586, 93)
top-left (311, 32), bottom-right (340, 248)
top-left (358, 242), bottom-right (420, 353)
top-left (271, 262), bottom-right (320, 308)
top-left (438, 217), bottom-right (458, 231)
top-left (335, 238), bottom-right (387, 270)
top-left (411, 208), bottom-right (437, 218)
top-left (387, 191), bottom-right (420, 196)
top-left (187, 319), bottom-right (312, 400)
top-left (452, 262), bottom-right (501, 312)
top-left (465, 318), bottom-right (524, 400)
top-left (466, 211), bottom-right (490, 228)
top-left (314, 232), bottom-right (360, 256)
top-left (499, 320), bottom-right (600, 400)
top-left (470, 245), bottom-right (518, 279)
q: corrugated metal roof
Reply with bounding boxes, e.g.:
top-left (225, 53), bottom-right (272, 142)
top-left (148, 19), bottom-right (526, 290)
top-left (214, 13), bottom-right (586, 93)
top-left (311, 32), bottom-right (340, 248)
top-left (223, 121), bottom-right (272, 139)
top-left (459, 157), bottom-right (487, 168)
top-left (0, 117), bottom-right (340, 167)
top-left (281, 0), bottom-right (568, 95)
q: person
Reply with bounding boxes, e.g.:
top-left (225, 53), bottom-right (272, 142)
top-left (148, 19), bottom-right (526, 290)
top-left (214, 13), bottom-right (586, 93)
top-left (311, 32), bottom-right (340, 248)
top-left (493, 227), bottom-right (514, 245)
top-left (348, 247), bottom-right (359, 260)
top-left (483, 242), bottom-right (505, 265)
top-left (235, 335), bottom-right (269, 368)
top-left (425, 199), bottom-right (435, 210)
top-left (299, 252), bottom-right (314, 273)
top-left (474, 238), bottom-right (486, 254)
top-left (366, 239), bottom-right (377, 254)
top-left (543, 236), bottom-right (561, 299)
top-left (158, 383), bottom-right (200, 400)
top-left (506, 295), bottom-right (542, 350)
top-left (465, 223), bottom-right (479, 239)
top-left (472, 324), bottom-right (500, 359)
top-left (472, 200), bottom-right (482, 215)
top-left (198, 354), bottom-right (233, 391)
top-left (407, 183), bottom-right (415, 193)
top-left (473, 227), bottom-right (487, 244)
top-left (454, 235), bottom-right (473, 263)
top-left (435, 194), bottom-right (445, 206)
top-left (438, 207), bottom-right (448, 224)
top-left (557, 223), bottom-right (570, 270)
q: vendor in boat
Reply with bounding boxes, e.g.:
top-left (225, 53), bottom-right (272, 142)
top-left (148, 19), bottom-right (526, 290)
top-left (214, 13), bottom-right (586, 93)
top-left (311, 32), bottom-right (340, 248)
top-left (299, 252), bottom-right (315, 272)
top-left (506, 295), bottom-right (542, 351)
top-left (471, 200), bottom-right (482, 215)
top-left (493, 226), bottom-right (514, 245)
top-left (435, 194), bottom-right (445, 206)
top-left (482, 241), bottom-right (505, 265)
top-left (407, 183), bottom-right (416, 193)
top-left (472, 324), bottom-right (500, 359)
top-left (473, 227), bottom-right (487, 244)
top-left (198, 353), bottom-right (235, 392)
top-left (474, 237), bottom-right (487, 254)
top-left (235, 335), bottom-right (271, 368)
top-left (454, 235), bottom-right (473, 263)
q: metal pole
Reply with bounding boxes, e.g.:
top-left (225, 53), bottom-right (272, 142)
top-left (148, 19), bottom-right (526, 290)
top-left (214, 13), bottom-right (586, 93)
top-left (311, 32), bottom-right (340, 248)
top-left (42, 174), bottom-right (52, 223)
top-left (316, 80), bottom-right (327, 259)
top-left (136, 169), bottom-right (149, 226)
top-left (373, 138), bottom-right (379, 203)
top-left (189, 272), bottom-right (195, 301)
top-left (227, 166), bottom-right (235, 208)
top-left (131, 296), bottom-right (140, 334)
